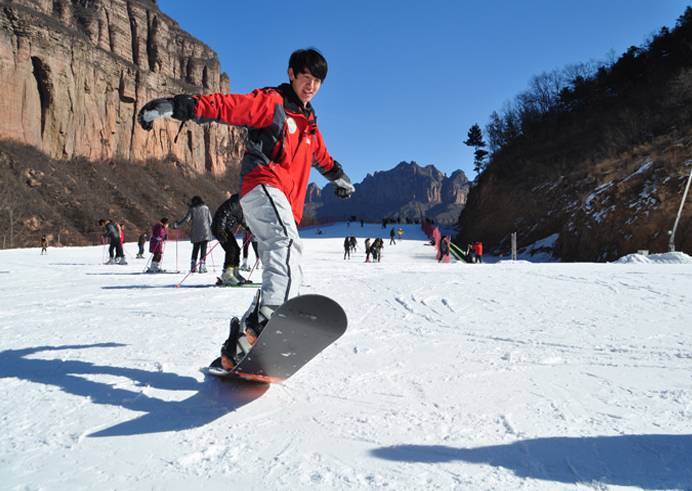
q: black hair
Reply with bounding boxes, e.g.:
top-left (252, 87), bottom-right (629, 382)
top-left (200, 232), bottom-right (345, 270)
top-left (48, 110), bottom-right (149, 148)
top-left (161, 217), bottom-right (169, 224)
top-left (190, 195), bottom-right (204, 207)
top-left (289, 48), bottom-right (328, 82)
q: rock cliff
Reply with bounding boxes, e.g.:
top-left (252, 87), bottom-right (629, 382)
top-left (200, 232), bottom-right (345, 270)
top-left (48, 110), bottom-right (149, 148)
top-left (0, 0), bottom-right (245, 174)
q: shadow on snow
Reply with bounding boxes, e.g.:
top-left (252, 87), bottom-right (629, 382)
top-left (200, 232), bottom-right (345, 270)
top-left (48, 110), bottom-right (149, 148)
top-left (0, 344), bottom-right (267, 438)
top-left (370, 436), bottom-right (692, 489)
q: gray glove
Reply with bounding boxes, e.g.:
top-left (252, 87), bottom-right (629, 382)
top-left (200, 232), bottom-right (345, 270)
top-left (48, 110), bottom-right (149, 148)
top-left (333, 174), bottom-right (355, 199)
top-left (138, 98), bottom-right (174, 130)
top-left (138, 95), bottom-right (197, 131)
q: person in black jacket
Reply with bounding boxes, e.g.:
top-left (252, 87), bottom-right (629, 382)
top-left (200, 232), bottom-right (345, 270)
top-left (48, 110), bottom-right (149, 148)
top-left (98, 219), bottom-right (126, 265)
top-left (212, 193), bottom-right (248, 285)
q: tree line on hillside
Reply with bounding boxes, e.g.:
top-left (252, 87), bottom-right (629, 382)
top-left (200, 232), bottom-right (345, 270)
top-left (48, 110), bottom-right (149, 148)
top-left (465, 7), bottom-right (692, 180)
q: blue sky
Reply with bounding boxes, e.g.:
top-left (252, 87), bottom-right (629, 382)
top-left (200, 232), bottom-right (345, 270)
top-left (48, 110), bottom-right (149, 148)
top-left (158, 0), bottom-right (690, 185)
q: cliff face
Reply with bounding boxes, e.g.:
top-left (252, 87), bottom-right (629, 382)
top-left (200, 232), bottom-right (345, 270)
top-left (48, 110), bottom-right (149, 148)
top-left (0, 0), bottom-right (245, 174)
top-left (307, 161), bottom-right (469, 223)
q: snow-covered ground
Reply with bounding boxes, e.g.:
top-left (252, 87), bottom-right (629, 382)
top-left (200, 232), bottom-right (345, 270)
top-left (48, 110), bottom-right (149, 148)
top-left (1, 223), bottom-right (691, 490)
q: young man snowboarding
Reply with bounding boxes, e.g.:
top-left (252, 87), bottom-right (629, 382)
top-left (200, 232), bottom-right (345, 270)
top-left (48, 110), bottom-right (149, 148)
top-left (138, 48), bottom-right (354, 369)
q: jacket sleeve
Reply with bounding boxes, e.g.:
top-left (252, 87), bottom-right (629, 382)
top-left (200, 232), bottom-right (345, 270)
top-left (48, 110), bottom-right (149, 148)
top-left (193, 89), bottom-right (283, 128)
top-left (174, 208), bottom-right (192, 229)
top-left (311, 126), bottom-right (341, 180)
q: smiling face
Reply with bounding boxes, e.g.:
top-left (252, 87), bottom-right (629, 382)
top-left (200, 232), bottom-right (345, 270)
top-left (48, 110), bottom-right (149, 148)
top-left (288, 68), bottom-right (322, 106)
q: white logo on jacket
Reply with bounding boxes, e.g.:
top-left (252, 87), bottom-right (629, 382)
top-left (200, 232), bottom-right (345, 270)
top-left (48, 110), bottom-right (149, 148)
top-left (286, 117), bottom-right (297, 134)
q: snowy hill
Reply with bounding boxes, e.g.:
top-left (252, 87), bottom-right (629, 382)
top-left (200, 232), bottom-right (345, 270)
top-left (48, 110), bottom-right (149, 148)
top-left (1, 223), bottom-right (692, 490)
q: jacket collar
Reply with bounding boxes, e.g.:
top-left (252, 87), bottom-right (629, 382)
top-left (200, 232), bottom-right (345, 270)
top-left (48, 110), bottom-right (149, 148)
top-left (277, 83), bottom-right (315, 119)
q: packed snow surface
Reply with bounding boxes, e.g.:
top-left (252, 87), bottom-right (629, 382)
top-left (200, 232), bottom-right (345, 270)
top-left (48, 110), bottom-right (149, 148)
top-left (1, 223), bottom-right (692, 490)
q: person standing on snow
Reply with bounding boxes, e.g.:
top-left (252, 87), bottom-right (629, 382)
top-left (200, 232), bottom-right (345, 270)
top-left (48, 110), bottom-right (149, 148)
top-left (147, 218), bottom-right (169, 273)
top-left (343, 237), bottom-right (351, 260)
top-left (473, 241), bottom-right (484, 263)
top-left (99, 219), bottom-right (126, 265)
top-left (172, 196), bottom-right (213, 273)
top-left (212, 192), bottom-right (248, 286)
top-left (40, 234), bottom-right (48, 255)
top-left (136, 231), bottom-right (148, 259)
top-left (138, 48), bottom-right (355, 367)
top-left (389, 227), bottom-right (396, 245)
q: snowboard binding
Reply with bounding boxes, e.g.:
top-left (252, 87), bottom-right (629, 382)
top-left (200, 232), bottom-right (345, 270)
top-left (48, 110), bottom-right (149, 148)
top-left (220, 317), bottom-right (242, 370)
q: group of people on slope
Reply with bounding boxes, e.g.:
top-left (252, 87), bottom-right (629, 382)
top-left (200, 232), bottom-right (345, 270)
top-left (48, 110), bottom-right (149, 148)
top-left (343, 236), bottom-right (386, 262)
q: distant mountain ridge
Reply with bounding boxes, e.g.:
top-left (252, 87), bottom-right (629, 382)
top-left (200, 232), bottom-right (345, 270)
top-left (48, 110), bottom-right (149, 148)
top-left (305, 161), bottom-right (469, 223)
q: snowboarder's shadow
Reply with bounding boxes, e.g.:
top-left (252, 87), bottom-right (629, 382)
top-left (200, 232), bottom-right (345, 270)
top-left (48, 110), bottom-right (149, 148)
top-left (371, 435), bottom-right (692, 489)
top-left (0, 344), bottom-right (267, 437)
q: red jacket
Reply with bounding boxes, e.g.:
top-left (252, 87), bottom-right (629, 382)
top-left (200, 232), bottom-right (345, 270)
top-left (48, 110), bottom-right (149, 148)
top-left (193, 84), bottom-right (339, 224)
top-left (473, 241), bottom-right (483, 256)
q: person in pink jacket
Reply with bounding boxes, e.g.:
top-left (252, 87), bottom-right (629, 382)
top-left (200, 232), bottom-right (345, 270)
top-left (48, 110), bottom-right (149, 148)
top-left (147, 218), bottom-right (169, 273)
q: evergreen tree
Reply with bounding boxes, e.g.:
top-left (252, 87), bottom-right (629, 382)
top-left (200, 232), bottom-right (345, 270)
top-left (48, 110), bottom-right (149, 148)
top-left (464, 124), bottom-right (488, 176)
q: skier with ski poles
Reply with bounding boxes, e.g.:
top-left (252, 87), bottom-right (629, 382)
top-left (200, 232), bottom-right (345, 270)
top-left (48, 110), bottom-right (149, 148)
top-left (172, 195), bottom-right (213, 273)
top-left (138, 48), bottom-right (355, 370)
top-left (147, 218), bottom-right (169, 273)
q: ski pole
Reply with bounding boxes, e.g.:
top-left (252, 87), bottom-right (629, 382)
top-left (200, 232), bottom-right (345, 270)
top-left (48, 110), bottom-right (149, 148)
top-left (143, 254), bottom-right (153, 273)
top-left (176, 240), bottom-right (221, 288)
top-left (175, 229), bottom-right (179, 273)
top-left (209, 240), bottom-right (217, 271)
top-left (246, 257), bottom-right (260, 282)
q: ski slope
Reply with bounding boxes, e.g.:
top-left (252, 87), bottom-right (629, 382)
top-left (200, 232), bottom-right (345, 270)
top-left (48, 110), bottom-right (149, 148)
top-left (1, 223), bottom-right (691, 490)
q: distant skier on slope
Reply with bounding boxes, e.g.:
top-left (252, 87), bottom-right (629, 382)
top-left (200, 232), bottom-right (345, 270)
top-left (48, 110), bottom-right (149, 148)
top-left (147, 218), bottom-right (169, 273)
top-left (212, 192), bottom-right (248, 286)
top-left (172, 196), bottom-right (213, 273)
top-left (138, 48), bottom-right (355, 369)
top-left (240, 228), bottom-right (259, 271)
top-left (343, 237), bottom-right (351, 260)
top-left (99, 219), bottom-right (126, 265)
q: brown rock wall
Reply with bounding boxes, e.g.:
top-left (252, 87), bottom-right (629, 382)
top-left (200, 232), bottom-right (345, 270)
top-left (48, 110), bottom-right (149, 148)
top-left (0, 0), bottom-right (245, 175)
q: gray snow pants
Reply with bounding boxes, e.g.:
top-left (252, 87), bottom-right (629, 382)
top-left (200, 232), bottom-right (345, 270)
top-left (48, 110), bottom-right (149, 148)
top-left (240, 184), bottom-right (303, 308)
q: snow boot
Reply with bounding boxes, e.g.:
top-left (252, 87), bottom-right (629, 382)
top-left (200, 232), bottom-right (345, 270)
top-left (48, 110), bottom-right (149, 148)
top-left (243, 303), bottom-right (276, 346)
top-left (118, 257), bottom-right (128, 265)
top-left (147, 261), bottom-right (161, 273)
top-left (239, 259), bottom-right (250, 271)
top-left (220, 317), bottom-right (242, 371)
top-left (190, 261), bottom-right (197, 273)
top-left (105, 258), bottom-right (116, 265)
top-left (198, 261), bottom-right (208, 274)
top-left (232, 266), bottom-right (248, 284)
top-left (219, 267), bottom-right (242, 286)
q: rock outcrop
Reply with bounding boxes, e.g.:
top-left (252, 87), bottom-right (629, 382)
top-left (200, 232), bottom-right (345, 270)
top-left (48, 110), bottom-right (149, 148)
top-left (306, 161), bottom-right (469, 223)
top-left (0, 0), bottom-right (245, 175)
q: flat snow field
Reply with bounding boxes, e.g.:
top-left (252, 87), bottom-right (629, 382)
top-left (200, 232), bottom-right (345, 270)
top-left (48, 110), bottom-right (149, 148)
top-left (1, 223), bottom-right (691, 490)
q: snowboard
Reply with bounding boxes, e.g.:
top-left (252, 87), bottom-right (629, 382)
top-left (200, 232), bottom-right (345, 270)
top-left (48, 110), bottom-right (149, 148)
top-left (207, 294), bottom-right (347, 383)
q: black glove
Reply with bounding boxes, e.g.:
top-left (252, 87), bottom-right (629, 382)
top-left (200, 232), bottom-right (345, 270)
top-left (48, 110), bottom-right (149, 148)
top-left (137, 95), bottom-right (196, 131)
top-left (333, 173), bottom-right (355, 199)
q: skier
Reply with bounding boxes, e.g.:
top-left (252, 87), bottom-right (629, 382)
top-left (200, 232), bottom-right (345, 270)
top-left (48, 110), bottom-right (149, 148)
top-left (147, 218), bottom-right (169, 273)
top-left (349, 236), bottom-right (357, 253)
top-left (343, 236), bottom-right (351, 260)
top-left (240, 228), bottom-right (259, 271)
top-left (438, 235), bottom-right (450, 263)
top-left (371, 238), bottom-right (384, 262)
top-left (364, 238), bottom-right (372, 263)
top-left (172, 196), bottom-right (213, 273)
top-left (138, 48), bottom-right (355, 369)
top-left (473, 241), bottom-right (484, 263)
top-left (389, 227), bottom-right (396, 245)
top-left (40, 234), bottom-right (48, 255)
top-left (212, 192), bottom-right (248, 286)
top-left (99, 219), bottom-right (126, 265)
top-left (136, 232), bottom-right (148, 259)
